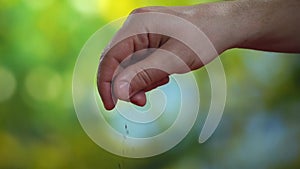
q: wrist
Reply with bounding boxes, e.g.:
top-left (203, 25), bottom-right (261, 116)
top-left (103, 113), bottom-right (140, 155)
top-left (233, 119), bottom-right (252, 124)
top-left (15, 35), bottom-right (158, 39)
top-left (189, 1), bottom-right (254, 53)
top-left (232, 0), bottom-right (268, 50)
top-left (207, 0), bottom-right (268, 51)
top-left (234, 0), bottom-right (300, 52)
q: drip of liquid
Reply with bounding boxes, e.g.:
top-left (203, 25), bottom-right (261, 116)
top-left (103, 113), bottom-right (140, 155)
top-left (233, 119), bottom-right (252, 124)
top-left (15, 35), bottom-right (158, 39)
top-left (119, 124), bottom-right (129, 169)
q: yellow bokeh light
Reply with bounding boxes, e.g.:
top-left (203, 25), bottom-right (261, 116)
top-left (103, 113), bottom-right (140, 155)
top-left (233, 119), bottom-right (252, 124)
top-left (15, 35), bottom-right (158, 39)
top-left (96, 0), bottom-right (212, 21)
top-left (98, 0), bottom-right (142, 20)
top-left (23, 0), bottom-right (54, 10)
top-left (70, 0), bottom-right (100, 15)
top-left (25, 67), bottom-right (62, 102)
top-left (70, 0), bottom-right (213, 20)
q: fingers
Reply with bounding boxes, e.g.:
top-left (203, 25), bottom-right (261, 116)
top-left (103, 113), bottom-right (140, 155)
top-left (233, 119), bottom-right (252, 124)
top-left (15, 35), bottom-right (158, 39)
top-left (98, 33), bottom-right (156, 110)
top-left (128, 77), bottom-right (170, 107)
top-left (113, 39), bottom-right (193, 102)
top-left (130, 91), bottom-right (146, 106)
top-left (113, 67), bottom-right (169, 101)
top-left (98, 33), bottom-right (169, 110)
top-left (97, 38), bottom-right (134, 110)
top-left (144, 77), bottom-right (170, 92)
top-left (99, 36), bottom-right (200, 109)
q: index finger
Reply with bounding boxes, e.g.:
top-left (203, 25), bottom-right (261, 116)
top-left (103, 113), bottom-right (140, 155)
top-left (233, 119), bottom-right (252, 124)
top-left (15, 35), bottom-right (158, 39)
top-left (97, 32), bottom-right (152, 110)
top-left (97, 37), bottom-right (134, 110)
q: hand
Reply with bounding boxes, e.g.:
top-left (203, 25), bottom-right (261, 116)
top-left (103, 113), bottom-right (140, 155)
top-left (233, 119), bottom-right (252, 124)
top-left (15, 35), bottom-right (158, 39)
top-left (97, 0), bottom-right (300, 110)
top-left (97, 3), bottom-right (240, 110)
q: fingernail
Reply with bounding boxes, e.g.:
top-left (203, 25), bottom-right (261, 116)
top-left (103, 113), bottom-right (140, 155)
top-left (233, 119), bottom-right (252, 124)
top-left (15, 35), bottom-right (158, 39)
top-left (118, 81), bottom-right (130, 100)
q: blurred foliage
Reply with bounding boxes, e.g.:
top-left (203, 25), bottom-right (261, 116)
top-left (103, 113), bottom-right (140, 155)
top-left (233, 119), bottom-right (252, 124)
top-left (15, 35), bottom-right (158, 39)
top-left (0, 0), bottom-right (299, 169)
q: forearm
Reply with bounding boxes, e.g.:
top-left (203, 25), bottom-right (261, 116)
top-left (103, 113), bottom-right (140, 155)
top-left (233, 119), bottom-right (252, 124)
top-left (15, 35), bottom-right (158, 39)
top-left (233, 0), bottom-right (300, 53)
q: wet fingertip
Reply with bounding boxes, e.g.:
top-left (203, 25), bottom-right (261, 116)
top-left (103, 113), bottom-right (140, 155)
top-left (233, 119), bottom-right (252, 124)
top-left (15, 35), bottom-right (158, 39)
top-left (104, 103), bottom-right (115, 111)
top-left (130, 91), bottom-right (147, 107)
top-left (104, 97), bottom-right (117, 111)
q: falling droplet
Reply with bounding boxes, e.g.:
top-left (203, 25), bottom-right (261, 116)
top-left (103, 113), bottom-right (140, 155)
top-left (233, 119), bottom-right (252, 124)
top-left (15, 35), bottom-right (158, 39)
top-left (125, 124), bottom-right (129, 135)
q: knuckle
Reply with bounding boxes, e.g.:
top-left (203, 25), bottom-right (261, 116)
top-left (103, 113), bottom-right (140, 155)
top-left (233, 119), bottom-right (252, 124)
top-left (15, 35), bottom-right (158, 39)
top-left (139, 70), bottom-right (153, 86)
top-left (188, 54), bottom-right (202, 70)
top-left (132, 34), bottom-right (149, 50)
top-left (130, 7), bottom-right (151, 14)
top-left (131, 68), bottom-right (153, 91)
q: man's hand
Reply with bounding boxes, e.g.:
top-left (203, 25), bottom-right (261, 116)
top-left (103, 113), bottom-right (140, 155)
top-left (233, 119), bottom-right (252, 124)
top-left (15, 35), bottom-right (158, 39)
top-left (97, 0), bottom-right (300, 110)
top-left (97, 4), bottom-right (238, 110)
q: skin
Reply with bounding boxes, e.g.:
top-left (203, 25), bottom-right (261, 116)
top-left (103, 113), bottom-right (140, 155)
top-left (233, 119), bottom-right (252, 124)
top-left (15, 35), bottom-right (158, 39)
top-left (97, 0), bottom-right (300, 110)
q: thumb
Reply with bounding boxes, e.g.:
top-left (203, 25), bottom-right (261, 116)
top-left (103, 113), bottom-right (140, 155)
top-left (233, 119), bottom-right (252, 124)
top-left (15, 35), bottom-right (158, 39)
top-left (113, 39), bottom-right (191, 101)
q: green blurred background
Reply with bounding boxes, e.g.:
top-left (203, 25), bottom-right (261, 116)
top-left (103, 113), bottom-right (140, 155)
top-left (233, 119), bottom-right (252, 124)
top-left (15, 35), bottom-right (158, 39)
top-left (0, 0), bottom-right (300, 168)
